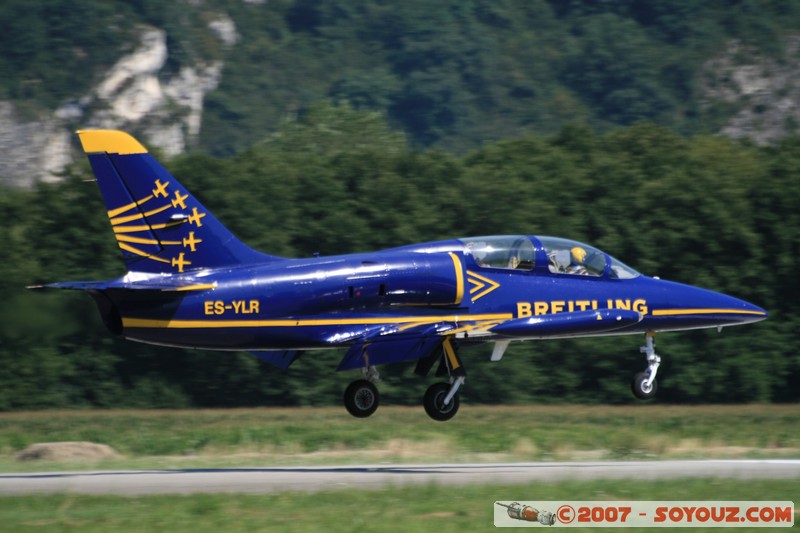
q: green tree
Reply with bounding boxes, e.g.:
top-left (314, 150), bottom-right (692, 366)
top-left (1, 116), bottom-right (795, 408)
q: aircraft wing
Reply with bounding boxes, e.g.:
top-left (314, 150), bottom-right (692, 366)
top-left (336, 322), bottom-right (456, 371)
top-left (249, 350), bottom-right (303, 369)
top-left (334, 310), bottom-right (642, 371)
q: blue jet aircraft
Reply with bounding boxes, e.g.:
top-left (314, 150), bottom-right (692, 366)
top-left (36, 130), bottom-right (768, 420)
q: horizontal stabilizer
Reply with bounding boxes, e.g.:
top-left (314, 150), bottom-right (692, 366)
top-left (29, 281), bottom-right (112, 291)
top-left (490, 309), bottom-right (642, 338)
top-left (114, 280), bottom-right (217, 292)
top-left (33, 279), bottom-right (216, 292)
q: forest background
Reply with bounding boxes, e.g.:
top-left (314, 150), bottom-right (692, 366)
top-left (0, 0), bottom-right (798, 409)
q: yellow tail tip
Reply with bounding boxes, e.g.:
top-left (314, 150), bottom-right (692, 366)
top-left (76, 130), bottom-right (148, 155)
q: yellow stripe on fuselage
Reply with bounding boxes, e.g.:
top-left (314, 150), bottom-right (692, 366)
top-left (173, 284), bottom-right (217, 292)
top-left (652, 308), bottom-right (767, 317)
top-left (122, 313), bottom-right (513, 329)
top-left (448, 252), bottom-right (464, 305)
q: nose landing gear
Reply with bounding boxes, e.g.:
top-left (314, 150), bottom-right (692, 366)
top-left (632, 331), bottom-right (660, 400)
top-left (422, 337), bottom-right (465, 421)
top-left (424, 377), bottom-right (464, 421)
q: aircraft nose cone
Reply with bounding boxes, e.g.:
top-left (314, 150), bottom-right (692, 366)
top-left (720, 293), bottom-right (768, 324)
top-left (736, 297), bottom-right (768, 322)
top-left (690, 289), bottom-right (768, 325)
top-left (654, 279), bottom-right (768, 327)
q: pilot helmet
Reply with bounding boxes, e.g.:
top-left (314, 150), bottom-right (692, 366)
top-left (571, 246), bottom-right (587, 263)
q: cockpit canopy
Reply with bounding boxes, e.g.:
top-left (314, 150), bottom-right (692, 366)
top-left (460, 235), bottom-right (640, 279)
top-left (462, 236), bottom-right (535, 270)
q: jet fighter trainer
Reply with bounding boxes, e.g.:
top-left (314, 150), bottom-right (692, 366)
top-left (35, 130), bottom-right (768, 420)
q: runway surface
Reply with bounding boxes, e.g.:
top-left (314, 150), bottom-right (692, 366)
top-left (1, 460), bottom-right (798, 495)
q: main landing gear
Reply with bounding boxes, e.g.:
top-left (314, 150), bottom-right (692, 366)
top-left (343, 365), bottom-right (380, 418)
top-left (342, 337), bottom-right (467, 421)
top-left (631, 331), bottom-right (661, 400)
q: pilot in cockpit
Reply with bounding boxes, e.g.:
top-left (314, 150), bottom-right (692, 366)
top-left (566, 246), bottom-right (589, 275)
top-left (548, 246), bottom-right (589, 275)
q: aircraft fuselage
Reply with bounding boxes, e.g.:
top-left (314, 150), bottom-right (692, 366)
top-left (102, 238), bottom-right (765, 352)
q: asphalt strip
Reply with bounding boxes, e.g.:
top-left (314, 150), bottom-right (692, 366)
top-left (1, 460), bottom-right (798, 495)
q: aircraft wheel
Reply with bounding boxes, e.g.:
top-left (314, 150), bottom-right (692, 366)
top-left (423, 382), bottom-right (460, 421)
top-left (631, 372), bottom-right (658, 400)
top-left (344, 379), bottom-right (379, 418)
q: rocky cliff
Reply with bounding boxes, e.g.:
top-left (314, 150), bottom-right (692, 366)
top-left (700, 37), bottom-right (800, 144)
top-left (0, 23), bottom-right (228, 188)
top-left (2, 13), bottom-right (800, 189)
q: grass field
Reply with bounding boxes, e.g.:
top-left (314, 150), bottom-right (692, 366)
top-left (0, 405), bottom-right (797, 472)
top-left (0, 478), bottom-right (796, 532)
top-left (1, 406), bottom-right (797, 531)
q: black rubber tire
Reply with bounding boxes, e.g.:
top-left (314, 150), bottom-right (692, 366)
top-left (423, 382), bottom-right (460, 421)
top-left (631, 371), bottom-right (658, 400)
top-left (344, 379), bottom-right (379, 418)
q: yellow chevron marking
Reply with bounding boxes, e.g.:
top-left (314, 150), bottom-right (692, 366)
top-left (468, 277), bottom-right (485, 293)
top-left (466, 270), bottom-right (501, 302)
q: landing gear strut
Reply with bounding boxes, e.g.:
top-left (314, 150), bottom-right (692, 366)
top-left (344, 365), bottom-right (380, 418)
top-left (422, 338), bottom-right (465, 421)
top-left (631, 331), bottom-right (660, 400)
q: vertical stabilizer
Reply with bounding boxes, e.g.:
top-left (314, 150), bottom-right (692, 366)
top-left (77, 130), bottom-right (281, 273)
